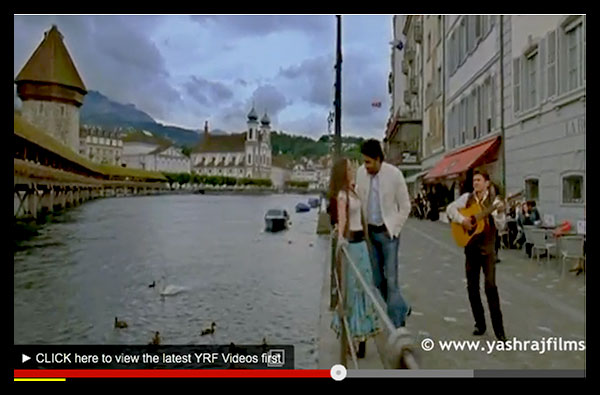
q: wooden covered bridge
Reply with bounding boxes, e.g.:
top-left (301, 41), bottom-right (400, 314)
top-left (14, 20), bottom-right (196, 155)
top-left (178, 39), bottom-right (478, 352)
top-left (14, 113), bottom-right (169, 220)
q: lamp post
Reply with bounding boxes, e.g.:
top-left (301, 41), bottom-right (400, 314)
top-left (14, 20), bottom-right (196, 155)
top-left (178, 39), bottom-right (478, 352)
top-left (334, 15), bottom-right (342, 160)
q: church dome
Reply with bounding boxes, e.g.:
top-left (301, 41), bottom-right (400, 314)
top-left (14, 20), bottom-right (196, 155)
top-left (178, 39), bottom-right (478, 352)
top-left (247, 106), bottom-right (258, 121)
top-left (261, 112), bottom-right (270, 125)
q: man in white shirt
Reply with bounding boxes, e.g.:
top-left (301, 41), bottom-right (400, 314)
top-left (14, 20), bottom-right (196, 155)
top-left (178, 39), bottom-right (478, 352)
top-left (356, 139), bottom-right (412, 328)
top-left (446, 169), bottom-right (507, 341)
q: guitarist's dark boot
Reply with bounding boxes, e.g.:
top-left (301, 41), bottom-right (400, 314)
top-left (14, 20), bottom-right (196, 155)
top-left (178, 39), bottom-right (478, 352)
top-left (357, 341), bottom-right (366, 358)
top-left (473, 325), bottom-right (486, 336)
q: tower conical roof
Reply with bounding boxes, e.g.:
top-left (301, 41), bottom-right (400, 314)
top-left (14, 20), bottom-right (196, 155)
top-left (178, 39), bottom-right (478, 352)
top-left (15, 25), bottom-right (86, 93)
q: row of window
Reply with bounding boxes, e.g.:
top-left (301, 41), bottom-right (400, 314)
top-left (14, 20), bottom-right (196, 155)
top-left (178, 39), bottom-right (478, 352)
top-left (198, 168), bottom-right (248, 176)
top-left (84, 136), bottom-right (123, 147)
top-left (156, 158), bottom-right (188, 165)
top-left (513, 16), bottom-right (585, 115)
top-left (447, 75), bottom-right (497, 149)
top-left (248, 128), bottom-right (270, 140)
top-left (247, 154), bottom-right (271, 166)
top-left (425, 15), bottom-right (444, 58)
top-left (85, 147), bottom-right (120, 158)
top-left (38, 102), bottom-right (69, 116)
top-left (424, 66), bottom-right (443, 108)
top-left (447, 15), bottom-right (496, 77)
top-left (196, 154), bottom-right (272, 167)
top-left (525, 174), bottom-right (585, 205)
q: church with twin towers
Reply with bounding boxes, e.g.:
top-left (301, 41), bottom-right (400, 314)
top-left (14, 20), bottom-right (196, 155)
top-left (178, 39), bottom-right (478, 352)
top-left (191, 106), bottom-right (273, 180)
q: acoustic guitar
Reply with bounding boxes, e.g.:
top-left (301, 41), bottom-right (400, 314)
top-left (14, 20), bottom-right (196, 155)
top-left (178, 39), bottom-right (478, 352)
top-left (451, 193), bottom-right (519, 247)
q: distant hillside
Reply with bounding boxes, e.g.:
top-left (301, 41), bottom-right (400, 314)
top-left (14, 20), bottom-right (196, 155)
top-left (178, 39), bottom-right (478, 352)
top-left (271, 131), bottom-right (364, 161)
top-left (79, 91), bottom-right (201, 146)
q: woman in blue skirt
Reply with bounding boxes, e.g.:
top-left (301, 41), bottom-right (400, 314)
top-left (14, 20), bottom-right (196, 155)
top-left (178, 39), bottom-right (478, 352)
top-left (329, 158), bottom-right (381, 358)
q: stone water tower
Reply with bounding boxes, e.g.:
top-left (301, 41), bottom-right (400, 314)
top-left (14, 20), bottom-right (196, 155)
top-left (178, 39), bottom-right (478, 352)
top-left (15, 25), bottom-right (87, 152)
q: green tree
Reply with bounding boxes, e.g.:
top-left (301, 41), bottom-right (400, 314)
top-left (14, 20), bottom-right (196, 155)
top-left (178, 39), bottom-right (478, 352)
top-left (181, 146), bottom-right (193, 157)
top-left (163, 172), bottom-right (178, 190)
top-left (176, 173), bottom-right (191, 186)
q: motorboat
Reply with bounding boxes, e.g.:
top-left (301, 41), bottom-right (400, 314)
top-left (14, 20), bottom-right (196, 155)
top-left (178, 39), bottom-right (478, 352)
top-left (265, 209), bottom-right (290, 232)
top-left (295, 203), bottom-right (310, 213)
top-left (308, 198), bottom-right (320, 208)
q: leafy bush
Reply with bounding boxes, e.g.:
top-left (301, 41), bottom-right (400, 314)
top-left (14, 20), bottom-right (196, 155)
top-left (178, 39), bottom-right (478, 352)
top-left (286, 180), bottom-right (310, 188)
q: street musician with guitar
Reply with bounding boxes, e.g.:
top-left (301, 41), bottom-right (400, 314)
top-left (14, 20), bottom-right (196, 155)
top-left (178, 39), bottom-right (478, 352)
top-left (446, 169), bottom-right (507, 342)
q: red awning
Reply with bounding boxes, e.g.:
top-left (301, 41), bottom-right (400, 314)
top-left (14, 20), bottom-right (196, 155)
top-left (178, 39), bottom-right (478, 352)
top-left (424, 137), bottom-right (500, 181)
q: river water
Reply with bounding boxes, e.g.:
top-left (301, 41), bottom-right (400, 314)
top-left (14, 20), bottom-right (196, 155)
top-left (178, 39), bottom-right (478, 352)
top-left (14, 193), bottom-right (329, 369)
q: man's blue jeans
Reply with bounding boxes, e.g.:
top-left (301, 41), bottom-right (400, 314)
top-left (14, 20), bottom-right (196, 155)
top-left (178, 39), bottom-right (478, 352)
top-left (368, 230), bottom-right (410, 328)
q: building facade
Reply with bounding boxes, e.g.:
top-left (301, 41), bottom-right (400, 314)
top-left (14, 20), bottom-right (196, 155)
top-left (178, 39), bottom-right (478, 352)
top-left (503, 15), bottom-right (585, 225)
top-left (122, 131), bottom-right (190, 173)
top-left (422, 15), bottom-right (446, 178)
top-left (15, 25), bottom-right (87, 153)
top-left (387, 14), bottom-right (585, 225)
top-left (385, 15), bottom-right (424, 196)
top-left (191, 108), bottom-right (272, 179)
top-left (79, 125), bottom-right (124, 166)
top-left (423, 15), bottom-right (503, 201)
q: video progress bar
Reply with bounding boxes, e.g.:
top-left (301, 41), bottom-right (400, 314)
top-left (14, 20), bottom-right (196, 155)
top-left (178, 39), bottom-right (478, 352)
top-left (347, 370), bottom-right (473, 378)
top-left (346, 370), bottom-right (585, 378)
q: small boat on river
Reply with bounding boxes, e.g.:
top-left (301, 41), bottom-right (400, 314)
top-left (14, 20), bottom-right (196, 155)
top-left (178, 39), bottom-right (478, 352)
top-left (265, 209), bottom-right (290, 232)
top-left (295, 203), bottom-right (310, 213)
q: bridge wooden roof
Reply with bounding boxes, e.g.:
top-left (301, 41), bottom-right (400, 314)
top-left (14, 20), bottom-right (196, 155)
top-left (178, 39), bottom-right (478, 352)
top-left (14, 113), bottom-right (167, 182)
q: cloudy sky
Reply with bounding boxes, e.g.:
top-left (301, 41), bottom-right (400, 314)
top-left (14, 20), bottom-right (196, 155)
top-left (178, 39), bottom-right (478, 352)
top-left (14, 15), bottom-right (393, 139)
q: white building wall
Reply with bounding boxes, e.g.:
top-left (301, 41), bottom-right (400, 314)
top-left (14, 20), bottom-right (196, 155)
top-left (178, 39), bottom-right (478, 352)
top-left (504, 14), bottom-right (585, 225)
top-left (445, 15), bottom-right (503, 152)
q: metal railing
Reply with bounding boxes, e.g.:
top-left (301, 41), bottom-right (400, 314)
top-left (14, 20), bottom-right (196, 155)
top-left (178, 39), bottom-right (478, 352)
top-left (330, 233), bottom-right (419, 369)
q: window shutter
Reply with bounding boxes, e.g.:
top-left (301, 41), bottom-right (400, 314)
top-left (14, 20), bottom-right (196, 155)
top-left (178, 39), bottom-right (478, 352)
top-left (475, 15), bottom-right (482, 42)
top-left (581, 15), bottom-right (587, 83)
top-left (482, 15), bottom-right (488, 36)
top-left (539, 37), bottom-right (546, 102)
top-left (477, 86), bottom-right (482, 139)
top-left (513, 58), bottom-right (521, 113)
top-left (491, 75), bottom-right (496, 129)
top-left (468, 15), bottom-right (475, 51)
top-left (558, 27), bottom-right (567, 95)
top-left (547, 30), bottom-right (557, 97)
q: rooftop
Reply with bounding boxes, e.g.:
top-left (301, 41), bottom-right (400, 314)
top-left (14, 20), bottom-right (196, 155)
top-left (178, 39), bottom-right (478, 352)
top-left (192, 133), bottom-right (246, 154)
top-left (15, 25), bottom-right (86, 93)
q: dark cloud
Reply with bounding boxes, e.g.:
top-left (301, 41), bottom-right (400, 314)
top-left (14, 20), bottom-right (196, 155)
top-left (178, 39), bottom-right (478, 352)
top-left (14, 15), bottom-right (389, 136)
top-left (14, 15), bottom-right (182, 121)
top-left (184, 76), bottom-right (233, 106)
top-left (277, 51), bottom-right (388, 135)
top-left (190, 15), bottom-right (330, 38)
top-left (280, 113), bottom-right (328, 138)
top-left (210, 85), bottom-right (289, 133)
top-left (249, 85), bottom-right (289, 117)
top-left (214, 101), bottom-right (250, 132)
top-left (278, 55), bottom-right (334, 108)
top-left (342, 52), bottom-right (389, 119)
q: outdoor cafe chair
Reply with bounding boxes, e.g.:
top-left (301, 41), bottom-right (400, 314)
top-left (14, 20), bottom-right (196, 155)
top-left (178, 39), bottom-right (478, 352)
top-left (558, 235), bottom-right (585, 277)
top-left (529, 228), bottom-right (557, 265)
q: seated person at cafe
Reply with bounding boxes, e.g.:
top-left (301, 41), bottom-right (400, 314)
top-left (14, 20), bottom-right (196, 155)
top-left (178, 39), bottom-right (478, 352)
top-left (516, 201), bottom-right (540, 257)
top-left (515, 202), bottom-right (528, 248)
top-left (527, 201), bottom-right (541, 226)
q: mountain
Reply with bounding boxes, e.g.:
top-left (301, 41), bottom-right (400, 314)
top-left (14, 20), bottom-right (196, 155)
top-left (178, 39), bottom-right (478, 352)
top-left (79, 91), bottom-right (201, 147)
top-left (271, 132), bottom-right (364, 161)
